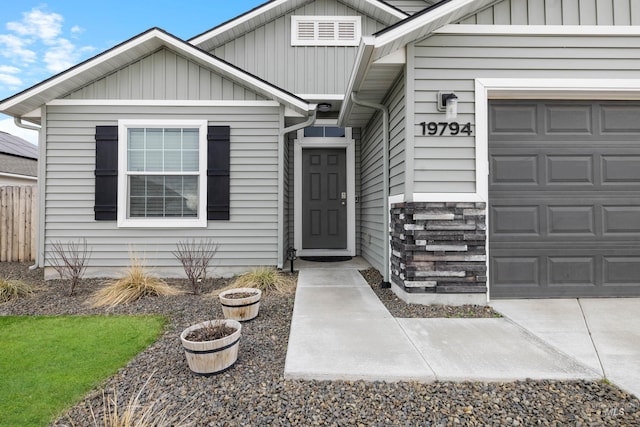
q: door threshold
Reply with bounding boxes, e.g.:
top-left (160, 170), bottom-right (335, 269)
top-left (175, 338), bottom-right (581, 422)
top-left (298, 249), bottom-right (354, 257)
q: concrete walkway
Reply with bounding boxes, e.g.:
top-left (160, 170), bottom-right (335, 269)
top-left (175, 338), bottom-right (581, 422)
top-left (491, 299), bottom-right (640, 398)
top-left (284, 264), bottom-right (601, 386)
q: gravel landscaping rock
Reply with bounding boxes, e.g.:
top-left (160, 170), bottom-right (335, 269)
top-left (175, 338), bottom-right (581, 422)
top-left (1, 262), bottom-right (639, 426)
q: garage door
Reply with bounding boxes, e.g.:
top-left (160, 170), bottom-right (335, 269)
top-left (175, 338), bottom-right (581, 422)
top-left (489, 100), bottom-right (640, 298)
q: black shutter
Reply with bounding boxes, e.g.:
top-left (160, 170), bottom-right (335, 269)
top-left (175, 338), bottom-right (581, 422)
top-left (207, 126), bottom-right (230, 220)
top-left (94, 126), bottom-right (118, 221)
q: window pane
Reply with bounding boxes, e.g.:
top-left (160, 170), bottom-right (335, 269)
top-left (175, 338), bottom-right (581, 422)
top-left (145, 150), bottom-right (163, 172)
top-left (164, 128), bottom-right (182, 150)
top-left (182, 129), bottom-right (199, 150)
top-left (304, 127), bottom-right (324, 137)
top-left (325, 126), bottom-right (345, 137)
top-left (146, 129), bottom-right (163, 150)
top-left (129, 129), bottom-right (145, 150)
top-left (128, 150), bottom-right (145, 172)
top-left (182, 150), bottom-right (199, 171)
top-left (127, 175), bottom-right (198, 218)
top-left (164, 150), bottom-right (182, 172)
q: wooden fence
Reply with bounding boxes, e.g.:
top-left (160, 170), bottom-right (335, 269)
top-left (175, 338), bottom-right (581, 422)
top-left (0, 186), bottom-right (37, 262)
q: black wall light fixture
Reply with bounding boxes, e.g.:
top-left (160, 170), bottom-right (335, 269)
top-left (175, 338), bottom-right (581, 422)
top-left (437, 92), bottom-right (458, 120)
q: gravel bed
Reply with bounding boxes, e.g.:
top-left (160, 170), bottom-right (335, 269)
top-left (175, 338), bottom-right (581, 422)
top-left (1, 262), bottom-right (639, 426)
top-left (360, 268), bottom-right (500, 318)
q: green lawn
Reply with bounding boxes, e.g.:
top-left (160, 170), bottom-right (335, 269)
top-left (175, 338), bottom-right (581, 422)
top-left (0, 315), bottom-right (166, 427)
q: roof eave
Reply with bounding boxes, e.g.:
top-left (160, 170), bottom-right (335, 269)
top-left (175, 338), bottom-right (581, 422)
top-left (0, 28), bottom-right (315, 119)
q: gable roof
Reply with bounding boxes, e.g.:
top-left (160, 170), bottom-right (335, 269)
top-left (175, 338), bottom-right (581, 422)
top-left (190, 0), bottom-right (409, 52)
top-left (0, 132), bottom-right (38, 160)
top-left (340, 0), bottom-right (500, 127)
top-left (0, 28), bottom-right (315, 120)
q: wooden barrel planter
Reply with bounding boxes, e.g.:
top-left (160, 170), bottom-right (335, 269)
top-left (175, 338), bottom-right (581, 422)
top-left (180, 319), bottom-right (242, 375)
top-left (219, 288), bottom-right (262, 321)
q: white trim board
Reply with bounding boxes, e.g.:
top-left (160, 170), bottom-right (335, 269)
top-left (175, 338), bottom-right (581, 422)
top-left (294, 129), bottom-right (356, 256)
top-left (48, 100), bottom-right (282, 107)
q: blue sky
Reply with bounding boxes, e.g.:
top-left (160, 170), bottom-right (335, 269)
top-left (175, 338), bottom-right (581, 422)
top-left (0, 0), bottom-right (265, 143)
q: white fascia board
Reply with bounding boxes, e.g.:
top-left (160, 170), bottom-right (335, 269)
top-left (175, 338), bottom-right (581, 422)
top-left (0, 30), bottom-right (162, 112)
top-left (372, 0), bottom-right (500, 59)
top-left (1, 29), bottom-right (313, 117)
top-left (373, 47), bottom-right (406, 64)
top-left (190, 0), bottom-right (406, 48)
top-left (338, 38), bottom-right (376, 126)
top-left (435, 24), bottom-right (640, 36)
top-left (190, 0), bottom-right (290, 46)
top-left (48, 100), bottom-right (282, 107)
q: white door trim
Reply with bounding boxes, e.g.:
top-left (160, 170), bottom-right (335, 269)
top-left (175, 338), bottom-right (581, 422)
top-left (294, 128), bottom-right (356, 256)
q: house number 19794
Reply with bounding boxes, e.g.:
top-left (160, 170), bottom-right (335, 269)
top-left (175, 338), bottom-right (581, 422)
top-left (420, 121), bottom-right (473, 136)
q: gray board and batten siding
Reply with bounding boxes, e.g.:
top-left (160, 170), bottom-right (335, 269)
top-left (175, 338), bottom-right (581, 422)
top-left (412, 32), bottom-right (640, 193)
top-left (44, 104), bottom-right (282, 277)
top-left (64, 48), bottom-right (267, 102)
top-left (459, 0), bottom-right (640, 25)
top-left (489, 100), bottom-right (640, 298)
top-left (208, 0), bottom-right (392, 95)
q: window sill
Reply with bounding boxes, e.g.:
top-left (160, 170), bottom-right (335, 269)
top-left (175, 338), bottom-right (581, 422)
top-left (117, 217), bottom-right (208, 229)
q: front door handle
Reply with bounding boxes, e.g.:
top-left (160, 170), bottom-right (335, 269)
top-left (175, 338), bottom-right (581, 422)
top-left (341, 191), bottom-right (347, 205)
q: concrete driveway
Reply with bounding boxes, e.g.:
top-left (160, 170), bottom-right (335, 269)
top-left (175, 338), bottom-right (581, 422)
top-left (491, 298), bottom-right (640, 398)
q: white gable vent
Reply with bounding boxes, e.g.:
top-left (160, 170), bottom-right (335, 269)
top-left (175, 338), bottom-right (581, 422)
top-left (291, 16), bottom-right (361, 46)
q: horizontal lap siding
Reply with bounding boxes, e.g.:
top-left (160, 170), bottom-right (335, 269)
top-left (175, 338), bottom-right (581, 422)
top-left (359, 112), bottom-right (385, 272)
top-left (413, 34), bottom-right (640, 193)
top-left (460, 0), bottom-right (640, 25)
top-left (210, 0), bottom-right (389, 95)
top-left (65, 48), bottom-right (266, 101)
top-left (387, 73), bottom-right (406, 197)
top-left (44, 104), bottom-right (281, 273)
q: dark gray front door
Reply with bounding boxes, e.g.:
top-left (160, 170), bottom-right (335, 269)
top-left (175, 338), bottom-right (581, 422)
top-left (302, 148), bottom-right (347, 249)
top-left (489, 100), bottom-right (640, 298)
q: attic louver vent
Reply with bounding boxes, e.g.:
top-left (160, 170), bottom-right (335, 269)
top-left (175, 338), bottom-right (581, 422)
top-left (291, 16), bottom-right (361, 46)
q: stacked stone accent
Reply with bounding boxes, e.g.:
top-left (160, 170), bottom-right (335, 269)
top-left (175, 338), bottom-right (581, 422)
top-left (390, 202), bottom-right (487, 294)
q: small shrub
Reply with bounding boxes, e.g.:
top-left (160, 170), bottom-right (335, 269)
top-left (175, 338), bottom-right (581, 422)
top-left (50, 238), bottom-right (91, 296)
top-left (213, 267), bottom-right (296, 296)
top-left (89, 257), bottom-right (182, 308)
top-left (0, 279), bottom-right (33, 303)
top-left (172, 239), bottom-right (218, 295)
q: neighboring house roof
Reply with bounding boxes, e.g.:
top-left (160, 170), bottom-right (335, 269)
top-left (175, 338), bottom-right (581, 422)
top-left (0, 132), bottom-right (38, 179)
top-left (190, 0), bottom-right (409, 51)
top-left (0, 132), bottom-right (38, 160)
top-left (0, 28), bottom-right (315, 121)
top-left (340, 0), bottom-right (500, 127)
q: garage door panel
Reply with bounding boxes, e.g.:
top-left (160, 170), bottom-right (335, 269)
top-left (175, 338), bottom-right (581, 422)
top-left (490, 104), bottom-right (537, 134)
top-left (602, 156), bottom-right (640, 182)
top-left (545, 104), bottom-right (593, 134)
top-left (547, 155), bottom-right (594, 184)
top-left (600, 104), bottom-right (640, 134)
top-left (490, 100), bottom-right (640, 298)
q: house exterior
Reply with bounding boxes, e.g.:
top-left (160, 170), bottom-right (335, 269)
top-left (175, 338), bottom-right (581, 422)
top-left (0, 132), bottom-right (37, 185)
top-left (1, 0), bottom-right (640, 302)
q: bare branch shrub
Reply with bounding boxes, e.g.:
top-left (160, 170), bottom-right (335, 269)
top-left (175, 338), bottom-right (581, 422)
top-left (172, 239), bottom-right (218, 295)
top-left (50, 238), bottom-right (92, 296)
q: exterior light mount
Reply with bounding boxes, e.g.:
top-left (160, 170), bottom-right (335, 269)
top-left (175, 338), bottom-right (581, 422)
top-left (437, 92), bottom-right (458, 120)
top-left (317, 103), bottom-right (332, 112)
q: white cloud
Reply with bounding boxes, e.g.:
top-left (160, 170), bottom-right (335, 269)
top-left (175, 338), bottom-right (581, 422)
top-left (0, 73), bottom-right (22, 87)
top-left (70, 25), bottom-right (84, 35)
top-left (44, 38), bottom-right (95, 73)
top-left (0, 116), bottom-right (39, 145)
top-left (6, 8), bottom-right (63, 42)
top-left (0, 65), bottom-right (20, 74)
top-left (0, 33), bottom-right (36, 64)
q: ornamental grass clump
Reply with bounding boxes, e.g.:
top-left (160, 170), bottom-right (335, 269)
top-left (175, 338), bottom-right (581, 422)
top-left (90, 257), bottom-right (182, 308)
top-left (213, 267), bottom-right (296, 296)
top-left (90, 373), bottom-right (195, 427)
top-left (0, 278), bottom-right (33, 303)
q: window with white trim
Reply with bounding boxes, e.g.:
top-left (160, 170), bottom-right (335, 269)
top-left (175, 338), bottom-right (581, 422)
top-left (117, 120), bottom-right (208, 228)
top-left (291, 16), bottom-right (361, 46)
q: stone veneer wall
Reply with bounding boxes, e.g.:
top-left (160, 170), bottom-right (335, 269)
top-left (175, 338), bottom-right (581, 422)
top-left (390, 202), bottom-right (487, 295)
